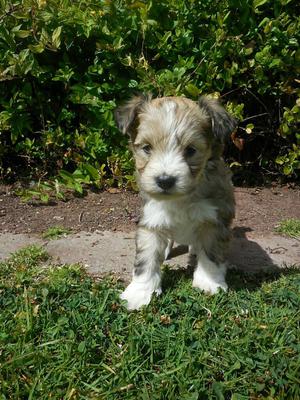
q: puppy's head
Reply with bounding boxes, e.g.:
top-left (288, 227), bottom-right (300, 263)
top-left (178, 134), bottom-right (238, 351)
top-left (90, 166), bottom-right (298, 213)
top-left (115, 94), bottom-right (236, 199)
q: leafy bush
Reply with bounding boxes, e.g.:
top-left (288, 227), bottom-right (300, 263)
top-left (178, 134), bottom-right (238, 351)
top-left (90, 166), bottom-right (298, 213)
top-left (0, 0), bottom-right (299, 187)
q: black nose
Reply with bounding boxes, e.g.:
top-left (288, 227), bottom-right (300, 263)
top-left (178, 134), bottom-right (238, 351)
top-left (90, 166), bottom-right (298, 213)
top-left (155, 174), bottom-right (177, 190)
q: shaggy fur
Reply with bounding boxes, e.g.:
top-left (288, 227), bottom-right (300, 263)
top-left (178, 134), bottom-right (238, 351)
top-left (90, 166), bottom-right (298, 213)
top-left (114, 95), bottom-right (236, 310)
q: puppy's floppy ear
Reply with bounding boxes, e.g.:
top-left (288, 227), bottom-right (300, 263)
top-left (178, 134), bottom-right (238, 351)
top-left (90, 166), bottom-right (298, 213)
top-left (198, 96), bottom-right (237, 142)
top-left (114, 94), bottom-right (151, 139)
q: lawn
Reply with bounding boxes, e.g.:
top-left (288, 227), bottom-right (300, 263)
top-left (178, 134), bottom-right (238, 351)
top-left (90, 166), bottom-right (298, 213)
top-left (0, 246), bottom-right (299, 399)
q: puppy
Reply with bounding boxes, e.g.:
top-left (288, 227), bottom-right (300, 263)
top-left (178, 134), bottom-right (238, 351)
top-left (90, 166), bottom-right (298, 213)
top-left (114, 94), bottom-right (236, 310)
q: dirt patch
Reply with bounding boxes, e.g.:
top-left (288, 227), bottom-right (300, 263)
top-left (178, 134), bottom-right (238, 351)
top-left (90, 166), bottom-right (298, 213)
top-left (233, 186), bottom-right (300, 236)
top-left (1, 185), bottom-right (299, 236)
top-left (0, 187), bottom-right (140, 234)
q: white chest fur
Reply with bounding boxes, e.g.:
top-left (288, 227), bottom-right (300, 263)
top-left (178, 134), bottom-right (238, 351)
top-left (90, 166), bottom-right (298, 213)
top-left (141, 197), bottom-right (218, 245)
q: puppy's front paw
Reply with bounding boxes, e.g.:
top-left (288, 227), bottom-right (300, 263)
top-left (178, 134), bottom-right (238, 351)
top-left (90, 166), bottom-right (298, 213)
top-left (120, 281), bottom-right (162, 310)
top-left (193, 268), bottom-right (228, 295)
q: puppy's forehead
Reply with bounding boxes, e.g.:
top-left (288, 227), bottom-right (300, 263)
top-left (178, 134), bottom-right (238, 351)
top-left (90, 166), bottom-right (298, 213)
top-left (143, 97), bottom-right (205, 123)
top-left (137, 97), bottom-right (210, 144)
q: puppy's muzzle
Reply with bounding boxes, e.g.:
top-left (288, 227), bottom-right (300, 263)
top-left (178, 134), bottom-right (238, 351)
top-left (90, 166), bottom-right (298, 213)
top-left (155, 174), bottom-right (177, 191)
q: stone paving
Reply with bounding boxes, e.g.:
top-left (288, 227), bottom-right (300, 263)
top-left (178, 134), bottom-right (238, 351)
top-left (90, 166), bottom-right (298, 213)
top-left (1, 230), bottom-right (299, 282)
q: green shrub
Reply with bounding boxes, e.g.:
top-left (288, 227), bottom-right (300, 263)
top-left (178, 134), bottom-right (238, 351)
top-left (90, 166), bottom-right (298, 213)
top-left (0, 0), bottom-right (299, 186)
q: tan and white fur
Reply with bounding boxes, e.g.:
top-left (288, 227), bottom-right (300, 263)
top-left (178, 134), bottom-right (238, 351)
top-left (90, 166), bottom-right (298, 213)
top-left (114, 94), bottom-right (236, 310)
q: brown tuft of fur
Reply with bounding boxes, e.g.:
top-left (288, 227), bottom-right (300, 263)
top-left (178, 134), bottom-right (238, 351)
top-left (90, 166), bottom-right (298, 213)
top-left (114, 94), bottom-right (151, 140)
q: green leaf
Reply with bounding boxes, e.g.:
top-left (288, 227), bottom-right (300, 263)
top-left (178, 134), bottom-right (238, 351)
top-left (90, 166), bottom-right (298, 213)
top-left (40, 193), bottom-right (50, 203)
top-left (246, 123), bottom-right (254, 134)
top-left (78, 341), bottom-right (86, 353)
top-left (59, 170), bottom-right (74, 180)
top-left (14, 30), bottom-right (31, 38)
top-left (230, 161), bottom-right (242, 168)
top-left (283, 165), bottom-right (293, 175)
top-left (52, 26), bottom-right (62, 49)
top-left (269, 58), bottom-right (281, 68)
top-left (128, 79), bottom-right (138, 88)
top-left (231, 394), bottom-right (249, 400)
top-left (258, 17), bottom-right (270, 27)
top-left (73, 181), bottom-right (83, 194)
top-left (275, 156), bottom-right (285, 165)
top-left (185, 83), bottom-right (200, 97)
top-left (83, 164), bottom-right (100, 181)
top-left (212, 382), bottom-right (225, 400)
top-left (56, 192), bottom-right (65, 201)
top-left (28, 43), bottom-right (45, 53)
top-left (0, 26), bottom-right (16, 48)
top-left (253, 0), bottom-right (268, 10)
top-left (11, 131), bottom-right (19, 144)
top-left (282, 123), bottom-right (290, 134)
top-left (147, 19), bottom-right (157, 26)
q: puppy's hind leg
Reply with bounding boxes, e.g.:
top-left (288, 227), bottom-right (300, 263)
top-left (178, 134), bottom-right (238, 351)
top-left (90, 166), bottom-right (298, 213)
top-left (192, 249), bottom-right (228, 294)
top-left (188, 245), bottom-right (197, 267)
top-left (164, 239), bottom-right (174, 260)
top-left (192, 224), bottom-right (230, 294)
top-left (120, 227), bottom-right (167, 310)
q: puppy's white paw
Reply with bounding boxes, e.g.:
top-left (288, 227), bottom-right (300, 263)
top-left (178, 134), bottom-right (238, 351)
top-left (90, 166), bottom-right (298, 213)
top-left (120, 281), bottom-right (161, 310)
top-left (193, 267), bottom-right (228, 295)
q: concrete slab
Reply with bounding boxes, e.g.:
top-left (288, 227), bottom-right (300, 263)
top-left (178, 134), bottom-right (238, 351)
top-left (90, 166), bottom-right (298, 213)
top-left (45, 231), bottom-right (135, 279)
top-left (229, 234), bottom-right (300, 272)
top-left (163, 234), bottom-right (300, 273)
top-left (1, 231), bottom-right (299, 279)
top-left (0, 233), bottom-right (44, 260)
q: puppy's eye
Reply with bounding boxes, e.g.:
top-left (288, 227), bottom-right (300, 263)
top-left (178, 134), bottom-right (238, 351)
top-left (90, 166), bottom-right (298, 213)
top-left (184, 146), bottom-right (196, 157)
top-left (142, 144), bottom-right (152, 155)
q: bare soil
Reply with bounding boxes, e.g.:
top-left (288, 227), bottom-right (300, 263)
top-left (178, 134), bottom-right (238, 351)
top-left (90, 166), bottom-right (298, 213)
top-left (0, 185), bottom-right (299, 236)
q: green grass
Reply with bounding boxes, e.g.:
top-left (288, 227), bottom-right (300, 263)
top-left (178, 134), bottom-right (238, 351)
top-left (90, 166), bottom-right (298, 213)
top-left (276, 218), bottom-right (300, 238)
top-left (0, 246), bottom-right (299, 399)
top-left (42, 226), bottom-right (71, 240)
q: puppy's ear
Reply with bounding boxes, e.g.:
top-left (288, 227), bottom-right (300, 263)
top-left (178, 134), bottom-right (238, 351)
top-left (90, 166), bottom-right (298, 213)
top-left (198, 96), bottom-right (237, 142)
top-left (114, 94), bottom-right (150, 139)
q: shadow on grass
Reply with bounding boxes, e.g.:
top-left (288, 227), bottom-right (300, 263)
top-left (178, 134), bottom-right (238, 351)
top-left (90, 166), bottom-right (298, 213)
top-left (162, 262), bottom-right (299, 293)
top-left (162, 225), bottom-right (300, 293)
